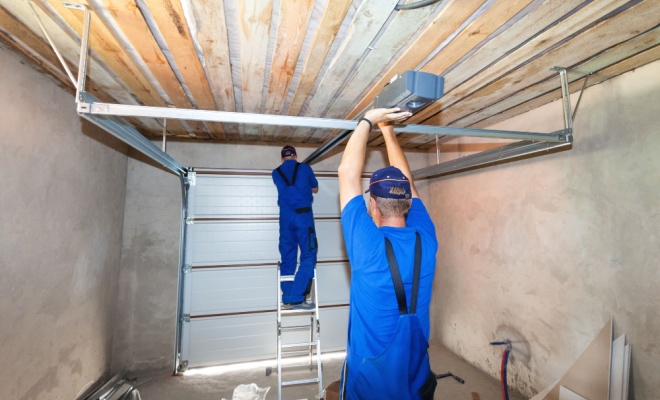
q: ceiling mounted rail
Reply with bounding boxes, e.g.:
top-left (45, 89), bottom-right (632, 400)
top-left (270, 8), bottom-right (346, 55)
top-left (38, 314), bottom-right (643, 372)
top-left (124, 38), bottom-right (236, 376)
top-left (35, 4), bottom-right (584, 181)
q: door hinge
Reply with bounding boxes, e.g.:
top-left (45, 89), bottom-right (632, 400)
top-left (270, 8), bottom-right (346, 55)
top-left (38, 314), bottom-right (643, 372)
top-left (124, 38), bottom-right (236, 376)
top-left (181, 314), bottom-right (191, 323)
top-left (185, 216), bottom-right (195, 225)
top-left (183, 264), bottom-right (192, 274)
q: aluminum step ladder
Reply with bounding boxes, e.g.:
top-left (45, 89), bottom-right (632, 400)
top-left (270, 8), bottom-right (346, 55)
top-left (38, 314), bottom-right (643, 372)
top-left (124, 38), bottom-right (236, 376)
top-left (275, 265), bottom-right (323, 400)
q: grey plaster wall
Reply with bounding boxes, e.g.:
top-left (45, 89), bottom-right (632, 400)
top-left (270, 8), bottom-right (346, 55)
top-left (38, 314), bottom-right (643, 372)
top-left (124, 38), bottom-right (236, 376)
top-left (0, 47), bottom-right (129, 398)
top-left (113, 141), bottom-right (430, 371)
top-left (428, 61), bottom-right (660, 398)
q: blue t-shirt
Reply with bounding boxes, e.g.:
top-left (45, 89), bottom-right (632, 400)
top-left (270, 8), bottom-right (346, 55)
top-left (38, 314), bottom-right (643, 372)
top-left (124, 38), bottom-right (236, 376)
top-left (341, 195), bottom-right (438, 359)
top-left (272, 160), bottom-right (318, 210)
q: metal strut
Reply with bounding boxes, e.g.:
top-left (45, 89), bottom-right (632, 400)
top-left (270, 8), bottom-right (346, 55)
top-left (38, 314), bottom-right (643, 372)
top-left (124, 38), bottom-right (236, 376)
top-left (412, 67), bottom-right (590, 179)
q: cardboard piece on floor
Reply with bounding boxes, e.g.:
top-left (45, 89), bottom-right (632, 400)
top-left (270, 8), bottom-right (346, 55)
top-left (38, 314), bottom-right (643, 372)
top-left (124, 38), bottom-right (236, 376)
top-left (610, 334), bottom-right (626, 400)
top-left (542, 319), bottom-right (613, 400)
top-left (559, 386), bottom-right (588, 400)
top-left (530, 379), bottom-right (560, 400)
top-left (622, 344), bottom-right (632, 400)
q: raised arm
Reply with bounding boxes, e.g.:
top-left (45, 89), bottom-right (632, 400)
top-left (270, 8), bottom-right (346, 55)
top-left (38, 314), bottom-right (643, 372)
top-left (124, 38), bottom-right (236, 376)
top-left (338, 108), bottom-right (411, 210)
top-left (379, 122), bottom-right (419, 198)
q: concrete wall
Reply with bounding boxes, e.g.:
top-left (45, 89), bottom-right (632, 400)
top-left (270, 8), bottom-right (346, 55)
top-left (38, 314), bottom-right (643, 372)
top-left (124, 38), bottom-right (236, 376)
top-left (113, 141), bottom-right (431, 371)
top-left (428, 60), bottom-right (660, 398)
top-left (0, 46), bottom-right (129, 398)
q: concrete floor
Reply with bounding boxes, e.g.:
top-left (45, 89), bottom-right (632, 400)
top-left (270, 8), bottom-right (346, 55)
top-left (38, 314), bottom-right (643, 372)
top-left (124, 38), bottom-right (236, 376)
top-left (132, 343), bottom-right (525, 400)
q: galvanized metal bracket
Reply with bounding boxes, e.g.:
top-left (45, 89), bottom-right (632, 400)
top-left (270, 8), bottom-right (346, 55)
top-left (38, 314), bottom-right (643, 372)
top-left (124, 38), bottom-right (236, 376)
top-left (185, 216), bottom-right (195, 225)
top-left (183, 264), bottom-right (192, 274)
top-left (186, 172), bottom-right (196, 187)
top-left (181, 313), bottom-right (191, 323)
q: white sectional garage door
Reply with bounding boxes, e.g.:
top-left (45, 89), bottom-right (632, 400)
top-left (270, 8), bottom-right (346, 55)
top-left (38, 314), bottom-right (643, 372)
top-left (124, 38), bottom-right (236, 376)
top-left (179, 169), bottom-right (357, 368)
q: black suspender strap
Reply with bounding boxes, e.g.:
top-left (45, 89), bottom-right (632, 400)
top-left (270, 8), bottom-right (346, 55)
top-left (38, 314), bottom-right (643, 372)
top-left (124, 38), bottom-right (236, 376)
top-left (384, 232), bottom-right (422, 315)
top-left (276, 162), bottom-right (300, 186)
top-left (410, 232), bottom-right (421, 314)
top-left (291, 162), bottom-right (300, 185)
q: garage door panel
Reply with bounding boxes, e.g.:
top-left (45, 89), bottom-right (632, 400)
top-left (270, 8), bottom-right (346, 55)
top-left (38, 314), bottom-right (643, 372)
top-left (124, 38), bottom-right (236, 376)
top-left (189, 267), bottom-right (277, 315)
top-left (182, 170), bottom-right (351, 367)
top-left (189, 220), bottom-right (346, 265)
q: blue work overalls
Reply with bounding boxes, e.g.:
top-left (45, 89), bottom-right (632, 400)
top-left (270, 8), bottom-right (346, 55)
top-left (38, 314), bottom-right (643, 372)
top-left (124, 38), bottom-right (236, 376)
top-left (274, 161), bottom-right (318, 304)
top-left (340, 233), bottom-right (436, 399)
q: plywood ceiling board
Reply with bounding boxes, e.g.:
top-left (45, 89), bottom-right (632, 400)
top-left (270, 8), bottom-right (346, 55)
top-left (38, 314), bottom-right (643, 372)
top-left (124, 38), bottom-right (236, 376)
top-left (101, 0), bottom-right (209, 138)
top-left (416, 0), bottom-right (632, 127)
top-left (45, 0), bottom-right (189, 135)
top-left (425, 0), bottom-right (660, 129)
top-left (144, 0), bottom-right (225, 139)
top-left (259, 0), bottom-right (315, 142)
top-left (346, 0), bottom-right (487, 123)
top-left (460, 25), bottom-right (660, 129)
top-left (190, 0), bottom-right (237, 140)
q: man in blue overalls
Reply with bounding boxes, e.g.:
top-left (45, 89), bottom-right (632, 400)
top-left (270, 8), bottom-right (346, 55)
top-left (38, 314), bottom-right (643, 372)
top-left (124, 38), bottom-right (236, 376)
top-left (272, 145), bottom-right (319, 309)
top-left (337, 108), bottom-right (438, 399)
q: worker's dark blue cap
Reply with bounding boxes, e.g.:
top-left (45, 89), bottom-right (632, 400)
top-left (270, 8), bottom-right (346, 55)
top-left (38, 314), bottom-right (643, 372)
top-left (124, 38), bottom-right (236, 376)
top-left (281, 145), bottom-right (296, 158)
top-left (366, 166), bottom-right (411, 199)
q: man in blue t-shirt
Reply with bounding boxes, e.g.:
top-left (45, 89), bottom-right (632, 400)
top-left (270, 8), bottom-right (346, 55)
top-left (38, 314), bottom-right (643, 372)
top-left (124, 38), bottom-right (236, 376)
top-left (272, 145), bottom-right (319, 309)
top-left (337, 108), bottom-right (438, 399)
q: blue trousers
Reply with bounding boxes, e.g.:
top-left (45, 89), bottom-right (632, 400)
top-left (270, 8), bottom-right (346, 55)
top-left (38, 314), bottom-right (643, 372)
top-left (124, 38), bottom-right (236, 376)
top-left (279, 207), bottom-right (318, 304)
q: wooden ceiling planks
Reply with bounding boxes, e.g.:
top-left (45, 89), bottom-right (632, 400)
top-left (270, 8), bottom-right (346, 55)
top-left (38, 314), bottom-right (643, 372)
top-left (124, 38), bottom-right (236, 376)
top-left (321, 2), bottom-right (439, 122)
top-left (0, 2), bottom-right (159, 133)
top-left (295, 0), bottom-right (400, 142)
top-left (426, 0), bottom-right (659, 129)
top-left (259, 0), bottom-right (315, 142)
top-left (372, 0), bottom-right (540, 147)
top-left (189, 0), bottom-right (237, 140)
top-left (2, 0), bottom-right (660, 149)
top-left (101, 0), bottom-right (209, 138)
top-left (144, 0), bottom-right (225, 139)
top-left (44, 0), bottom-right (190, 135)
top-left (281, 0), bottom-right (352, 143)
top-left (235, 0), bottom-right (273, 139)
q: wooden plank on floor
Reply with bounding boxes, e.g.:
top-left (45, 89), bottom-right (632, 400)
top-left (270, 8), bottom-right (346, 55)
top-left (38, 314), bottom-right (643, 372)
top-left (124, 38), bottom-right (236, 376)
top-left (190, 0), bottom-right (237, 140)
top-left (259, 0), bottom-right (315, 142)
top-left (426, 0), bottom-right (660, 128)
top-left (101, 0), bottom-right (210, 138)
top-left (143, 0), bottom-right (225, 139)
top-left (45, 0), bottom-right (190, 135)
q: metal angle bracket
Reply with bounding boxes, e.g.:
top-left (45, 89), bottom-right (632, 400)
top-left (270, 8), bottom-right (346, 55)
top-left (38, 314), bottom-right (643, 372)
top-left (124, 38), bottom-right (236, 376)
top-left (177, 360), bottom-right (189, 373)
top-left (183, 264), bottom-right (192, 274)
top-left (551, 66), bottom-right (592, 131)
top-left (186, 171), bottom-right (196, 187)
top-left (181, 313), bottom-right (191, 323)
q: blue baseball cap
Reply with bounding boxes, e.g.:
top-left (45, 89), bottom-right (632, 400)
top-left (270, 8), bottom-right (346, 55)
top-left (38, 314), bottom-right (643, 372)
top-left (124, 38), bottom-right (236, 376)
top-left (366, 166), bottom-right (412, 199)
top-left (281, 145), bottom-right (297, 158)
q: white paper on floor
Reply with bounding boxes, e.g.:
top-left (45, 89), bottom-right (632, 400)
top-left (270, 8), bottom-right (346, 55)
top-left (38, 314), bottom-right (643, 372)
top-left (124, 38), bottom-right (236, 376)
top-left (221, 383), bottom-right (270, 400)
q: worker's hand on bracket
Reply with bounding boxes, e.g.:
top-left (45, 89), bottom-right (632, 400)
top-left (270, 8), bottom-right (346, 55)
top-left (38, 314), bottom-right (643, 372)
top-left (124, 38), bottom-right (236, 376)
top-left (364, 107), bottom-right (412, 126)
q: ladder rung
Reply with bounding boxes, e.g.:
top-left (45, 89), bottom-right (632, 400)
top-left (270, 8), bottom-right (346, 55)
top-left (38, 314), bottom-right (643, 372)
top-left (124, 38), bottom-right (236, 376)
top-left (281, 324), bottom-right (312, 331)
top-left (281, 308), bottom-right (315, 314)
top-left (281, 378), bottom-right (320, 386)
top-left (281, 350), bottom-right (313, 356)
top-left (280, 275), bottom-right (295, 282)
top-left (282, 341), bottom-right (317, 348)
